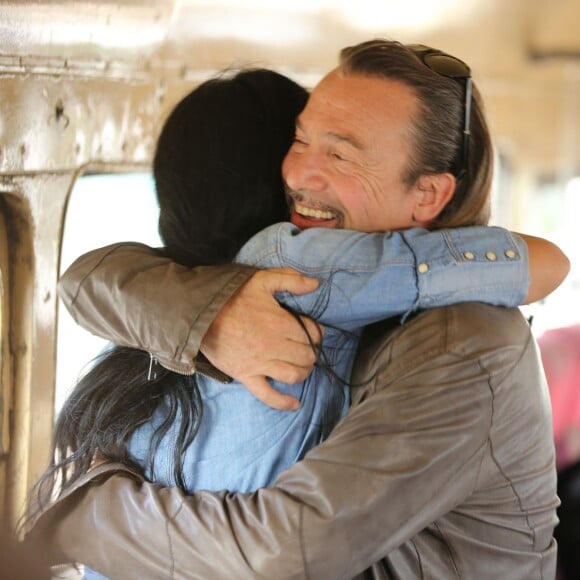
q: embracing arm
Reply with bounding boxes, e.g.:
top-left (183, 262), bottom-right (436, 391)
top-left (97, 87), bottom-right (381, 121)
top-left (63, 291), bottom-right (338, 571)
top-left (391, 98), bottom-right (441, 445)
top-left (59, 231), bottom-right (568, 405)
top-left (246, 224), bottom-right (534, 330)
top-left (58, 244), bottom-right (321, 409)
top-left (202, 228), bottom-right (568, 396)
top-left (58, 230), bottom-right (568, 349)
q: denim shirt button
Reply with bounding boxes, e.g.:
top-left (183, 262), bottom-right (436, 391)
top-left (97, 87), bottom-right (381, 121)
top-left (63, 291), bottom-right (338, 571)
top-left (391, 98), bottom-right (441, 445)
top-left (485, 251), bottom-right (497, 261)
top-left (418, 263), bottom-right (429, 274)
top-left (463, 251), bottom-right (475, 260)
top-left (505, 249), bottom-right (517, 259)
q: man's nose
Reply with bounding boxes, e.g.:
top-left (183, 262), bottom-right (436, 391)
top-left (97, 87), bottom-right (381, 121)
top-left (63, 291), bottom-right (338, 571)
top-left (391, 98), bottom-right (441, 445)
top-left (284, 149), bottom-right (327, 193)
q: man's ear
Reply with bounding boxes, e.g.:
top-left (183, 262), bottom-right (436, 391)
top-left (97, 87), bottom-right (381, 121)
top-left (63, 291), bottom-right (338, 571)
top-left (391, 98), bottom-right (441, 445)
top-left (412, 173), bottom-right (456, 225)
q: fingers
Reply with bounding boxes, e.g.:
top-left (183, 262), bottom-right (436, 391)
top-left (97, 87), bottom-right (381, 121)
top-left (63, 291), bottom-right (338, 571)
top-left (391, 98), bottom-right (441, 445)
top-left (296, 315), bottom-right (324, 347)
top-left (256, 268), bottom-right (319, 296)
top-left (258, 358), bottom-right (315, 385)
top-left (200, 268), bottom-right (322, 410)
top-left (242, 375), bottom-right (301, 411)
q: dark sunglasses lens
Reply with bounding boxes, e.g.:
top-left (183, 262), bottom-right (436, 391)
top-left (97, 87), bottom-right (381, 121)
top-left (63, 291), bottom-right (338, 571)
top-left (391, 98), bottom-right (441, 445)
top-left (422, 54), bottom-right (470, 79)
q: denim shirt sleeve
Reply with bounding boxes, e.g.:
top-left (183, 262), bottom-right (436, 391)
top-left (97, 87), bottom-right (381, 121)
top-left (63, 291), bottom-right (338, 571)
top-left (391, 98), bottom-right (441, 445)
top-left (235, 223), bottom-right (529, 331)
top-left (405, 226), bottom-right (529, 310)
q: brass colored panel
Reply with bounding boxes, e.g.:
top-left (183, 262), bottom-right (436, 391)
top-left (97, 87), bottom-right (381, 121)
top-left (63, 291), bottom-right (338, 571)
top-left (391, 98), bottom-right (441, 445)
top-left (0, 204), bottom-right (11, 456)
top-left (0, 201), bottom-right (11, 526)
top-left (2, 175), bottom-right (70, 528)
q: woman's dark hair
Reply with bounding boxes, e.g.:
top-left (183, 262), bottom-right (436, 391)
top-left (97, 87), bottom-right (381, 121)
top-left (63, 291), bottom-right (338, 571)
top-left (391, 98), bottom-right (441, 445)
top-left (156, 68), bottom-right (309, 265)
top-left (23, 69), bottom-right (308, 529)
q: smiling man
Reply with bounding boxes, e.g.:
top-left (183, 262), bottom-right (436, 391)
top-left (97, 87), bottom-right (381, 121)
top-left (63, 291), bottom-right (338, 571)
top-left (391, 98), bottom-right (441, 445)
top-left (31, 40), bottom-right (563, 579)
top-left (285, 71), bottom-right (423, 233)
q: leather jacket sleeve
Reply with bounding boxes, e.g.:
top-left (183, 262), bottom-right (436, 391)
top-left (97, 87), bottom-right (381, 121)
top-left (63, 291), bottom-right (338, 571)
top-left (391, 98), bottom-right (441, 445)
top-left (58, 242), bottom-right (255, 375)
top-left (30, 304), bottom-right (556, 579)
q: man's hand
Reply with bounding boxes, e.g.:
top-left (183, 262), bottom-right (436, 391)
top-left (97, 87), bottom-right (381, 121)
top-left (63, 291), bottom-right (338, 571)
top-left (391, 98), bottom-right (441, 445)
top-left (200, 268), bottom-right (322, 410)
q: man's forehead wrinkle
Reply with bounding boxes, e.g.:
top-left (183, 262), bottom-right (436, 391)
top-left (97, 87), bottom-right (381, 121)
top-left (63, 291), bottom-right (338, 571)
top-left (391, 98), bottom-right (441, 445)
top-left (297, 108), bottom-right (367, 152)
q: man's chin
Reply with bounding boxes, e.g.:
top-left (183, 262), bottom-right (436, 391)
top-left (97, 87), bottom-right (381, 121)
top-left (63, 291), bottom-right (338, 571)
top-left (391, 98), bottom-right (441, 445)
top-left (290, 211), bottom-right (339, 230)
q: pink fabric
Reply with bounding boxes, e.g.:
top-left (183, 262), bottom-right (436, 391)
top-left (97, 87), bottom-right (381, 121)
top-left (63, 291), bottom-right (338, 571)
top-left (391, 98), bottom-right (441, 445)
top-left (538, 324), bottom-right (580, 468)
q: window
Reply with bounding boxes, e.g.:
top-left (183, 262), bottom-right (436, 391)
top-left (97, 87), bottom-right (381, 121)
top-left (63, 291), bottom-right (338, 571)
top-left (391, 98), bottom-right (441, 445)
top-left (492, 152), bottom-right (580, 337)
top-left (517, 175), bottom-right (580, 337)
top-left (56, 173), bottom-right (161, 413)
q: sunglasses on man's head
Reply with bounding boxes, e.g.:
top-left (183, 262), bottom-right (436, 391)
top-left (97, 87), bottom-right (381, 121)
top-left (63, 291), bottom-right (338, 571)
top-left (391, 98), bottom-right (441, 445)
top-left (407, 44), bottom-right (472, 178)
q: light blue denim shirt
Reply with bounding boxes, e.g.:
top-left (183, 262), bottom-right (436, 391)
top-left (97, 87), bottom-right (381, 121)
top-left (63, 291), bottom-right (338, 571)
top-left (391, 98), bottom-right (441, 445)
top-left (126, 224), bottom-right (529, 494)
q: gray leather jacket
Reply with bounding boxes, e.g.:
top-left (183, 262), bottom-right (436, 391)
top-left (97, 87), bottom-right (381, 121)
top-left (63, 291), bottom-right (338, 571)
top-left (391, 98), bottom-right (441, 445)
top-left (31, 247), bottom-right (559, 579)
